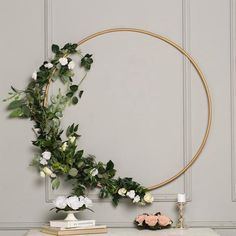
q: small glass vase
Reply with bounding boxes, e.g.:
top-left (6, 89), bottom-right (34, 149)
top-left (64, 211), bottom-right (79, 221)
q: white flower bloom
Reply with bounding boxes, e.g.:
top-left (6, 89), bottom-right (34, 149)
top-left (133, 195), bottom-right (141, 203)
top-left (118, 188), bottom-right (127, 197)
top-left (126, 190), bottom-right (136, 199)
top-left (44, 62), bottom-right (53, 69)
top-left (42, 151), bottom-right (51, 160)
top-left (143, 192), bottom-right (154, 203)
top-left (40, 158), bottom-right (48, 165)
top-left (66, 196), bottom-right (84, 210)
top-left (32, 71), bottom-right (37, 80)
top-left (69, 136), bottom-right (76, 143)
top-left (68, 61), bottom-right (75, 70)
top-left (90, 168), bottom-right (98, 177)
top-left (54, 196), bottom-right (67, 209)
top-left (40, 171), bottom-right (45, 178)
top-left (83, 197), bottom-right (93, 208)
top-left (34, 128), bottom-right (40, 133)
top-left (61, 142), bottom-right (68, 151)
top-left (43, 167), bottom-right (53, 176)
top-left (51, 173), bottom-right (56, 178)
top-left (59, 57), bottom-right (68, 66)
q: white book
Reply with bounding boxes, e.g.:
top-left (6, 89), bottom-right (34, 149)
top-left (49, 220), bottom-right (96, 228)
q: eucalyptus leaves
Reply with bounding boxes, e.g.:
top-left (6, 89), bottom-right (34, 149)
top-left (4, 43), bottom-right (153, 207)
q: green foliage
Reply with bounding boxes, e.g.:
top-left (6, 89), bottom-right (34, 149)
top-left (81, 54), bottom-right (93, 70)
top-left (4, 42), bottom-right (150, 207)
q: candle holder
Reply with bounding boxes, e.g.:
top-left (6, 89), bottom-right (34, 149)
top-left (176, 202), bottom-right (187, 229)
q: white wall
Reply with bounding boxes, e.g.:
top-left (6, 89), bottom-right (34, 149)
top-left (0, 0), bottom-right (235, 235)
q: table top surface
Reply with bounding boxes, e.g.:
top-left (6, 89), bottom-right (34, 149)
top-left (26, 228), bottom-right (220, 236)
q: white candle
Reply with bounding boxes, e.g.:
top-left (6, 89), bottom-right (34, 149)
top-left (177, 193), bottom-right (186, 203)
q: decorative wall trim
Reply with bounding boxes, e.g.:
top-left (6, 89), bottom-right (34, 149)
top-left (44, 0), bottom-right (193, 203)
top-left (182, 0), bottom-right (192, 202)
top-left (1, 221), bottom-right (236, 230)
top-left (230, 0), bottom-right (236, 202)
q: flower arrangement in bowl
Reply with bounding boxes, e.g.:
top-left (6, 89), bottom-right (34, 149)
top-left (52, 195), bottom-right (93, 221)
top-left (4, 42), bottom-right (154, 213)
top-left (135, 212), bottom-right (173, 230)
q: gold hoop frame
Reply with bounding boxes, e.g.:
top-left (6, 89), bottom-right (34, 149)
top-left (76, 28), bottom-right (211, 191)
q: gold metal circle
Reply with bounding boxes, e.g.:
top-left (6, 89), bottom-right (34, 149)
top-left (77, 28), bottom-right (212, 191)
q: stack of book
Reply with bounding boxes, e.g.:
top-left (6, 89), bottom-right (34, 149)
top-left (40, 220), bottom-right (107, 235)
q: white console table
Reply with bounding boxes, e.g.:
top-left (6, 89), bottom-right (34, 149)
top-left (26, 228), bottom-right (220, 236)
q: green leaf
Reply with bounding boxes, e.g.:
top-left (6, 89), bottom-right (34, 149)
top-left (7, 100), bottom-right (23, 110)
top-left (81, 54), bottom-right (93, 70)
top-left (9, 108), bottom-right (23, 118)
top-left (70, 85), bottom-right (78, 92)
top-left (75, 150), bottom-right (83, 160)
top-left (79, 90), bottom-right (84, 98)
top-left (21, 106), bottom-right (31, 117)
top-left (66, 92), bottom-right (73, 98)
top-left (52, 44), bottom-right (60, 54)
top-left (51, 178), bottom-right (60, 190)
top-left (72, 97), bottom-right (78, 104)
top-left (10, 86), bottom-right (17, 92)
top-left (106, 160), bottom-right (114, 171)
top-left (69, 168), bottom-right (78, 177)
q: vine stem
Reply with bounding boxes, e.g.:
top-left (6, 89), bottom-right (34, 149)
top-left (43, 68), bottom-right (57, 107)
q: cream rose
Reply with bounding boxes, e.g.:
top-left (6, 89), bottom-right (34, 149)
top-left (43, 167), bottom-right (53, 176)
top-left (69, 136), bottom-right (76, 143)
top-left (40, 171), bottom-right (45, 178)
top-left (61, 142), bottom-right (68, 151)
top-left (144, 192), bottom-right (154, 203)
top-left (90, 168), bottom-right (98, 177)
top-left (118, 188), bottom-right (127, 196)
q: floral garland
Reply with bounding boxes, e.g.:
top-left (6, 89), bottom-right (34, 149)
top-left (4, 43), bottom-right (153, 210)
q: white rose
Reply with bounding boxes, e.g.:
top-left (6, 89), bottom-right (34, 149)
top-left (59, 57), bottom-right (68, 66)
top-left (44, 62), bottom-right (53, 69)
top-left (133, 195), bottom-right (141, 203)
top-left (143, 192), bottom-right (154, 203)
top-left (66, 196), bottom-right (84, 210)
top-left (40, 158), bottom-right (47, 165)
top-left (61, 142), bottom-right (68, 151)
top-left (68, 61), bottom-right (75, 70)
top-left (43, 167), bottom-right (53, 176)
top-left (83, 197), bottom-right (92, 208)
top-left (118, 188), bottom-right (127, 196)
top-left (54, 196), bottom-right (67, 209)
top-left (42, 151), bottom-right (51, 160)
top-left (32, 71), bottom-right (37, 80)
top-left (69, 136), bottom-right (76, 143)
top-left (126, 190), bottom-right (136, 199)
top-left (34, 128), bottom-right (40, 133)
top-left (40, 171), bottom-right (45, 178)
top-left (90, 168), bottom-right (98, 177)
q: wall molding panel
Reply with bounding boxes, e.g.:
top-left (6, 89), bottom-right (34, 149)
top-left (45, 0), bottom-right (193, 204)
top-left (230, 0), bottom-right (236, 202)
